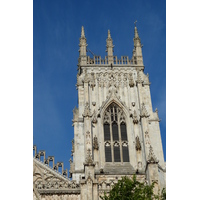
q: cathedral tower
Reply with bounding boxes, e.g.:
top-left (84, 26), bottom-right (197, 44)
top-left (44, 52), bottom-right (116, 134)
top-left (33, 25), bottom-right (166, 200)
top-left (70, 24), bottom-right (166, 199)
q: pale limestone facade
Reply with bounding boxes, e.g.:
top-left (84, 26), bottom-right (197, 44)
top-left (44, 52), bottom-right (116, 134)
top-left (33, 25), bottom-right (166, 199)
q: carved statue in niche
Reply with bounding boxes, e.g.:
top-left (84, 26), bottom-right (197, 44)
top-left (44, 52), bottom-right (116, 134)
top-left (90, 72), bottom-right (96, 89)
top-left (92, 110), bottom-right (97, 123)
top-left (135, 136), bottom-right (141, 151)
top-left (83, 102), bottom-right (92, 118)
top-left (129, 73), bottom-right (134, 87)
top-left (93, 135), bottom-right (99, 150)
top-left (133, 110), bottom-right (139, 124)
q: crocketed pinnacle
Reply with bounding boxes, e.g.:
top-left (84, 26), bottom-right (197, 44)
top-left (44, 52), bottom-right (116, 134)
top-left (108, 30), bottom-right (111, 39)
top-left (133, 21), bottom-right (141, 46)
top-left (106, 29), bottom-right (114, 48)
top-left (134, 25), bottom-right (139, 39)
top-left (81, 26), bottom-right (85, 38)
top-left (106, 29), bottom-right (114, 64)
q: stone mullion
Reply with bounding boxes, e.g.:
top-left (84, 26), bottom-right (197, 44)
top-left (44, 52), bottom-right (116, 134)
top-left (118, 114), bottom-right (123, 163)
top-left (99, 118), bottom-right (104, 167)
top-left (110, 110), bottom-right (114, 163)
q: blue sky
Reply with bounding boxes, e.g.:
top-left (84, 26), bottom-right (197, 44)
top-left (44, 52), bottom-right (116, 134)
top-left (33, 0), bottom-right (166, 172)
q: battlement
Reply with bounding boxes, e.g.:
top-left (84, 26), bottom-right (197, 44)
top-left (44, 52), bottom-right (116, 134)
top-left (33, 145), bottom-right (68, 177)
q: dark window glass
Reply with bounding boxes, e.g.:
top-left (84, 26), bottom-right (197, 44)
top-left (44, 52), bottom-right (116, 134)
top-left (120, 123), bottom-right (127, 141)
top-left (112, 122), bottom-right (119, 141)
top-left (122, 146), bottom-right (129, 162)
top-left (114, 146), bottom-right (121, 162)
top-left (105, 146), bottom-right (112, 162)
top-left (104, 123), bottom-right (110, 141)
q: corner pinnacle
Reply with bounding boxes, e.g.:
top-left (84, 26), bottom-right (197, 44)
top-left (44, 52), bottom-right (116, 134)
top-left (81, 26), bottom-right (85, 38)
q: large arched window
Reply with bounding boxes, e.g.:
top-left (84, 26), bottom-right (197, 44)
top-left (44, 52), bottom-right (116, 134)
top-left (103, 103), bottom-right (129, 163)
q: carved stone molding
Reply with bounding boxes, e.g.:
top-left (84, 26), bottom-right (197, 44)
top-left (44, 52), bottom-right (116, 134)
top-left (136, 70), bottom-right (143, 84)
top-left (84, 149), bottom-right (95, 166)
top-left (96, 71), bottom-right (130, 89)
top-left (82, 102), bottom-right (92, 118)
top-left (33, 158), bottom-right (78, 192)
top-left (147, 145), bottom-right (159, 164)
top-left (140, 103), bottom-right (149, 118)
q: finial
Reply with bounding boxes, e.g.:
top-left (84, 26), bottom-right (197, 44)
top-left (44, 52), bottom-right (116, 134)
top-left (108, 30), bottom-right (111, 38)
top-left (134, 20), bottom-right (137, 27)
top-left (81, 26), bottom-right (85, 37)
top-left (134, 21), bottom-right (139, 39)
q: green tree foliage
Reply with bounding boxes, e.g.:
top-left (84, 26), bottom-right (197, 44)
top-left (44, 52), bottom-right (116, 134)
top-left (100, 175), bottom-right (166, 200)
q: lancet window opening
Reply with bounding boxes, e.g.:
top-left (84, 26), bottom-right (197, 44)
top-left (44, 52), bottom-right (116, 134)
top-left (103, 103), bottom-right (129, 163)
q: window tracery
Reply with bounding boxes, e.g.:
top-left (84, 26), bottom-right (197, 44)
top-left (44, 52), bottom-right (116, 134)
top-left (103, 103), bottom-right (129, 163)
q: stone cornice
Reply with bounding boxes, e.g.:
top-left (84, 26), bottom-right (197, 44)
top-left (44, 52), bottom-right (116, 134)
top-left (38, 189), bottom-right (80, 195)
top-left (79, 64), bottom-right (144, 69)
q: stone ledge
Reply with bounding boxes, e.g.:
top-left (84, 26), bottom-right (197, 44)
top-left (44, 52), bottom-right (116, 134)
top-left (38, 189), bottom-right (81, 195)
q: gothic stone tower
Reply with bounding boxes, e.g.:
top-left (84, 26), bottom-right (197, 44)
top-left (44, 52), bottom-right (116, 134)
top-left (70, 25), bottom-right (166, 199)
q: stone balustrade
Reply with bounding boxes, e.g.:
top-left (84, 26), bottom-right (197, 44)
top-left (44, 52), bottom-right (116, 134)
top-left (86, 55), bottom-right (137, 65)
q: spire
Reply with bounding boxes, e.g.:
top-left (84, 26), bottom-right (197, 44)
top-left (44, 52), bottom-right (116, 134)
top-left (79, 26), bottom-right (87, 65)
top-left (132, 21), bottom-right (144, 66)
top-left (106, 30), bottom-right (114, 64)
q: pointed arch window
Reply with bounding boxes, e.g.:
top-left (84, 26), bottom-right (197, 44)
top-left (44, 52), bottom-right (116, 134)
top-left (103, 103), bottom-right (129, 163)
